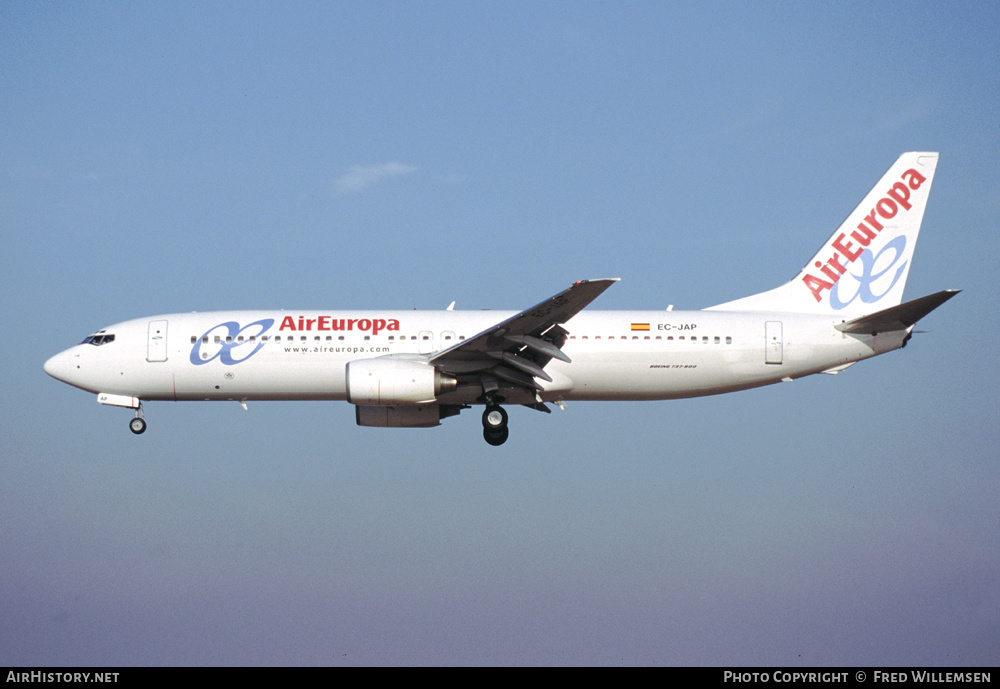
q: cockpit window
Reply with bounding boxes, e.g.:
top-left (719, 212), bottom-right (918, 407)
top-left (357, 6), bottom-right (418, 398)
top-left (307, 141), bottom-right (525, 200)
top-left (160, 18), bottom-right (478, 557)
top-left (81, 334), bottom-right (115, 346)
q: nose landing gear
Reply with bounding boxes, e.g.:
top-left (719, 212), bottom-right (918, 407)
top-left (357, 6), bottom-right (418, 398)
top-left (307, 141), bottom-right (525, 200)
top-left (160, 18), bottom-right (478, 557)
top-left (129, 405), bottom-right (147, 435)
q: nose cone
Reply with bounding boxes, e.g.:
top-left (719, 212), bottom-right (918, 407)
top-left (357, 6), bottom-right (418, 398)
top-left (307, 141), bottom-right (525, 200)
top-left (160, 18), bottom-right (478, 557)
top-left (44, 348), bottom-right (86, 389)
top-left (44, 350), bottom-right (68, 380)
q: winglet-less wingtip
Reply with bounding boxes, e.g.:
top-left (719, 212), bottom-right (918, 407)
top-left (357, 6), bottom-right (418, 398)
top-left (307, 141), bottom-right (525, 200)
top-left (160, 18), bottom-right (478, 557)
top-left (576, 277), bottom-right (621, 285)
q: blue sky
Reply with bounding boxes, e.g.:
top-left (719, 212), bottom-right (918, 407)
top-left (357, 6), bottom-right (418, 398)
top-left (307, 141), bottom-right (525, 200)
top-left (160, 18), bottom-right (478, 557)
top-left (3, 1), bottom-right (998, 666)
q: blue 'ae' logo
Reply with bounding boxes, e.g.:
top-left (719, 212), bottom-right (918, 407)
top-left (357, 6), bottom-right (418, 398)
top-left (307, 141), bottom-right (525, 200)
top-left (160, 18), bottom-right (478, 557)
top-left (829, 236), bottom-right (908, 311)
top-left (189, 319), bottom-right (275, 365)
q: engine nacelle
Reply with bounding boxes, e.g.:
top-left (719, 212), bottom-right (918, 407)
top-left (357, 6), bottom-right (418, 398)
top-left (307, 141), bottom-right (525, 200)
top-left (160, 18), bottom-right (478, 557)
top-left (345, 358), bottom-right (457, 406)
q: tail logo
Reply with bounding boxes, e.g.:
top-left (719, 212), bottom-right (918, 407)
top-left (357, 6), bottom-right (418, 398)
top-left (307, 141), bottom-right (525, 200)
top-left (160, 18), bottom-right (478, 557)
top-left (828, 235), bottom-right (907, 310)
top-left (802, 167), bottom-right (927, 303)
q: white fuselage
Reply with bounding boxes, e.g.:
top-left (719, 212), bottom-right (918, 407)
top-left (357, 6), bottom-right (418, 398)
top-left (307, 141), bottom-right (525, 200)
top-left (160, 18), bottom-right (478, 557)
top-left (40, 153), bottom-right (949, 444)
top-left (43, 308), bottom-right (902, 406)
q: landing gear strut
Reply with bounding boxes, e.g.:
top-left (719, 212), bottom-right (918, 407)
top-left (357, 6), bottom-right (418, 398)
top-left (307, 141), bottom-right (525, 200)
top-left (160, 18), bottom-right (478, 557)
top-left (129, 405), bottom-right (147, 435)
top-left (482, 402), bottom-right (509, 446)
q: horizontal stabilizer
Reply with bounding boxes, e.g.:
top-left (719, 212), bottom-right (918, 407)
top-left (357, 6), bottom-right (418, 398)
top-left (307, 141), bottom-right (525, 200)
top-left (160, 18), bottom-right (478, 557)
top-left (835, 289), bottom-right (960, 334)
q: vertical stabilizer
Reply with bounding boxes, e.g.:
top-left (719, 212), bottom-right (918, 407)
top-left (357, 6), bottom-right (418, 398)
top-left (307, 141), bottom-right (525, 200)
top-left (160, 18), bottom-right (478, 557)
top-left (707, 152), bottom-right (939, 317)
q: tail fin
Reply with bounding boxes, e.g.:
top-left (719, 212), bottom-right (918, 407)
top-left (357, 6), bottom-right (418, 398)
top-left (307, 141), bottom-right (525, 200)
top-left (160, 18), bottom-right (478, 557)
top-left (707, 152), bottom-right (939, 317)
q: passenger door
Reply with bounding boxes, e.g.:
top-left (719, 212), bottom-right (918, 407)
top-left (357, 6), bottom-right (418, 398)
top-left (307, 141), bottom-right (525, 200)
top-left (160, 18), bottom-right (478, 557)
top-left (765, 321), bottom-right (782, 365)
top-left (147, 320), bottom-right (168, 362)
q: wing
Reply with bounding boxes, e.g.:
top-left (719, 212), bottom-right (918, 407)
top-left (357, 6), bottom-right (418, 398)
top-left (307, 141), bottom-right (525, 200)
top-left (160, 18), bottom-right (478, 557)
top-left (429, 278), bottom-right (619, 401)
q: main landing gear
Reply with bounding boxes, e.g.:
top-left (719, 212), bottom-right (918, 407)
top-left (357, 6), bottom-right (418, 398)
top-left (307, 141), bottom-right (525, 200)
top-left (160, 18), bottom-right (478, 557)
top-left (482, 402), bottom-right (509, 446)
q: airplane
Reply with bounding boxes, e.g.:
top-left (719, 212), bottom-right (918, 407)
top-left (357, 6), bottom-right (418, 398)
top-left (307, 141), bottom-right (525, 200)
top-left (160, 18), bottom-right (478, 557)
top-left (44, 152), bottom-right (958, 446)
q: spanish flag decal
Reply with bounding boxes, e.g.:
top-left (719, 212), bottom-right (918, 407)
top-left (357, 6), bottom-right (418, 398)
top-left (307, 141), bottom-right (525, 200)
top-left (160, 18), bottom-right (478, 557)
top-left (630, 323), bottom-right (650, 331)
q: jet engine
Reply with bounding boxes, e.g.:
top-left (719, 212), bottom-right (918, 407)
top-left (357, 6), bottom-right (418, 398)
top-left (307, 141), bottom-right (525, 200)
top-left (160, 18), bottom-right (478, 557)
top-left (345, 358), bottom-right (457, 406)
